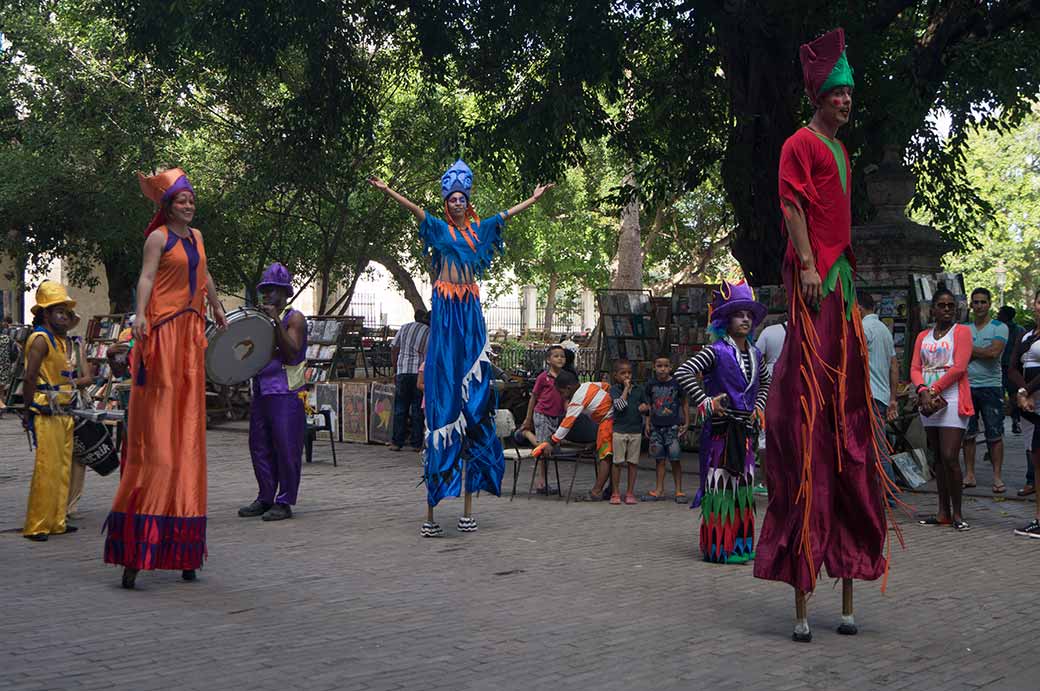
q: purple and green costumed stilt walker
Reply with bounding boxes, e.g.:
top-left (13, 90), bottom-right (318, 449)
top-left (675, 281), bottom-right (771, 563)
top-left (239, 263), bottom-right (308, 522)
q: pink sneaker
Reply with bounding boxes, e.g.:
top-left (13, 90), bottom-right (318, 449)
top-left (623, 494), bottom-right (638, 505)
top-left (609, 494), bottom-right (622, 505)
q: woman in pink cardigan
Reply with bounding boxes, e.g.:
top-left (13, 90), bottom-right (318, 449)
top-left (911, 287), bottom-right (975, 532)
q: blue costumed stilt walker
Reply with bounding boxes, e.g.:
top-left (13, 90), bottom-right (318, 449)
top-left (368, 163), bottom-right (553, 536)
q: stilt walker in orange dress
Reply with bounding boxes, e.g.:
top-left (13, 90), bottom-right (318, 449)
top-left (103, 168), bottom-right (228, 589)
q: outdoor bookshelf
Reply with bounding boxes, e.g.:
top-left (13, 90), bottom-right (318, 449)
top-left (666, 284), bottom-right (715, 367)
top-left (304, 315), bottom-right (368, 383)
top-left (596, 289), bottom-right (661, 381)
top-left (84, 314), bottom-right (129, 382)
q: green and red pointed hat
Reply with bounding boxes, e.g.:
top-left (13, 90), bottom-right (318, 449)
top-left (799, 28), bottom-right (855, 103)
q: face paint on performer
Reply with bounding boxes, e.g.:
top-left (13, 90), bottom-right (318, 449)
top-left (446, 191), bottom-right (468, 225)
top-left (818, 86), bottom-right (852, 128)
top-left (46, 305), bottom-right (72, 336)
top-left (165, 190), bottom-right (196, 226)
top-left (728, 309), bottom-right (754, 338)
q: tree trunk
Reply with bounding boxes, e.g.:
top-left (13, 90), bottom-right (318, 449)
top-left (709, 10), bottom-right (802, 286)
top-left (332, 258), bottom-right (370, 316)
top-left (372, 252), bottom-right (427, 312)
top-left (102, 254), bottom-right (137, 313)
top-left (611, 173), bottom-right (643, 290)
top-left (542, 271), bottom-right (559, 333)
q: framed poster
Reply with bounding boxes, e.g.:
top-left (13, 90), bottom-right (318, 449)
top-left (339, 381), bottom-right (369, 443)
top-left (368, 382), bottom-right (396, 444)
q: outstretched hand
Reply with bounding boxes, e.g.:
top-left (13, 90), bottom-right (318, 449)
top-left (532, 183), bottom-right (555, 201)
top-left (367, 176), bottom-right (390, 193)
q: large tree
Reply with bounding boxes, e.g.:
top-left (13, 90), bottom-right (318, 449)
top-left (409, 0), bottom-right (1040, 284)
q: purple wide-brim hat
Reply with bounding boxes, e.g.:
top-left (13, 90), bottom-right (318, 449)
top-left (257, 262), bottom-right (294, 297)
top-left (708, 280), bottom-right (767, 327)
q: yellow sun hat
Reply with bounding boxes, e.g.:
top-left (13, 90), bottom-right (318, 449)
top-left (30, 280), bottom-right (76, 316)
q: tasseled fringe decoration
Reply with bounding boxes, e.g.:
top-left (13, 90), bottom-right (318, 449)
top-left (103, 512), bottom-right (207, 571)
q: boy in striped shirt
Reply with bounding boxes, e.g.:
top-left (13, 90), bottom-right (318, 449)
top-left (533, 370), bottom-right (615, 499)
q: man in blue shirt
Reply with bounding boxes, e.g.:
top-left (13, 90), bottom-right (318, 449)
top-left (963, 288), bottom-right (1008, 493)
top-left (859, 294), bottom-right (899, 497)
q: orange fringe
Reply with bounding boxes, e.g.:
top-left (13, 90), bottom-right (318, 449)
top-left (434, 280), bottom-right (480, 301)
top-left (789, 272), bottom-right (906, 594)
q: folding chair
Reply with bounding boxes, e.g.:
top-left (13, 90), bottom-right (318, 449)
top-left (305, 408), bottom-right (338, 467)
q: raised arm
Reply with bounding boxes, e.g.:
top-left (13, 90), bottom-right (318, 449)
top-left (503, 183), bottom-right (555, 219)
top-left (368, 177), bottom-right (425, 222)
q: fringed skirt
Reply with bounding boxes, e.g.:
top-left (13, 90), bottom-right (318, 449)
top-left (696, 421), bottom-right (756, 564)
top-left (103, 312), bottom-right (207, 570)
top-left (423, 282), bottom-right (504, 507)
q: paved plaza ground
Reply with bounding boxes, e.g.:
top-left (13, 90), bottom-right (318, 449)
top-left (1, 416), bottom-right (1038, 691)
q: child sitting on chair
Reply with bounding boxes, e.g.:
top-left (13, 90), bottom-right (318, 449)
top-left (534, 370), bottom-right (615, 501)
top-left (520, 344), bottom-right (567, 493)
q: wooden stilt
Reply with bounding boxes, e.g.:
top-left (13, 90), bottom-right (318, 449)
top-left (837, 578), bottom-right (858, 635)
top-left (795, 589), bottom-right (808, 620)
top-left (463, 491), bottom-right (473, 518)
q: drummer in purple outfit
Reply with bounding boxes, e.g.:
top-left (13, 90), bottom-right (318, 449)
top-left (238, 263), bottom-right (308, 522)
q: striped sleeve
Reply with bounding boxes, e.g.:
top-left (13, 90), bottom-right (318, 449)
top-left (551, 383), bottom-right (592, 444)
top-left (755, 351), bottom-right (771, 412)
top-left (675, 348), bottom-right (715, 407)
top-left (551, 383), bottom-right (613, 443)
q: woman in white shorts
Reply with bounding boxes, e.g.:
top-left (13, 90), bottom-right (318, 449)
top-left (910, 288), bottom-right (975, 531)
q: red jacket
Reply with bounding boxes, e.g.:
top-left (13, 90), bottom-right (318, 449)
top-left (910, 324), bottom-right (975, 417)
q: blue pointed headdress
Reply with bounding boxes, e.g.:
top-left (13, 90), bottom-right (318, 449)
top-left (441, 159), bottom-right (473, 200)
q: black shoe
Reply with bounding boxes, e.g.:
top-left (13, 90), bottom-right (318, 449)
top-left (837, 623), bottom-right (858, 635)
top-left (792, 630), bottom-right (812, 643)
top-left (122, 568), bottom-right (138, 589)
top-left (261, 504), bottom-right (292, 521)
top-left (23, 533), bottom-right (48, 542)
top-left (58, 525), bottom-right (78, 534)
top-left (1013, 422), bottom-right (1022, 434)
top-left (182, 569), bottom-right (197, 581)
top-left (238, 500), bottom-right (271, 517)
top-left (1014, 519), bottom-right (1040, 538)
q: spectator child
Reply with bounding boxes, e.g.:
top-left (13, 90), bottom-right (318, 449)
top-left (644, 356), bottom-right (690, 501)
top-left (609, 359), bottom-right (646, 505)
top-left (533, 370), bottom-right (614, 501)
top-left (520, 344), bottom-right (567, 492)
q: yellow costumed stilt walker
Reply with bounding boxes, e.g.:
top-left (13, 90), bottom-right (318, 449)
top-left (22, 281), bottom-right (78, 541)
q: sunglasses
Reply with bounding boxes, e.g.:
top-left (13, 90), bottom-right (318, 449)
top-left (934, 302), bottom-right (957, 310)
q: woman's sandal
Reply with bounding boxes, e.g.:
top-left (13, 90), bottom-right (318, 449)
top-left (953, 520), bottom-right (971, 532)
top-left (917, 515), bottom-right (952, 526)
top-left (992, 484), bottom-right (1006, 494)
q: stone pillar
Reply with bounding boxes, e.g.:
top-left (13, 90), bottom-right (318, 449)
top-left (521, 285), bottom-right (538, 333)
top-left (853, 146), bottom-right (950, 284)
top-left (581, 289), bottom-right (596, 331)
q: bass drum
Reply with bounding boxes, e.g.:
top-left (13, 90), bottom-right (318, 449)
top-left (205, 307), bottom-right (277, 386)
top-left (73, 416), bottom-right (120, 476)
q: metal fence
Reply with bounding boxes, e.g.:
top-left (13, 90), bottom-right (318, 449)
top-left (483, 298), bottom-right (523, 334)
top-left (495, 347), bottom-right (602, 379)
top-left (533, 307), bottom-right (585, 334)
top-left (345, 294), bottom-right (382, 328)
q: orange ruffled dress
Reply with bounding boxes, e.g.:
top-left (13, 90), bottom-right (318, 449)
top-left (104, 227), bottom-right (209, 570)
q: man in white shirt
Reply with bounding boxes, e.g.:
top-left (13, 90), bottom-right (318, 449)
top-left (859, 293), bottom-right (900, 500)
top-left (390, 308), bottom-right (430, 451)
top-left (757, 319), bottom-right (788, 376)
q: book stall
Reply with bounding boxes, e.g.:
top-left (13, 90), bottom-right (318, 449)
top-left (596, 289), bottom-right (663, 380)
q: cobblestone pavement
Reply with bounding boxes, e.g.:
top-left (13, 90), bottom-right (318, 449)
top-left (1, 417), bottom-right (1037, 691)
